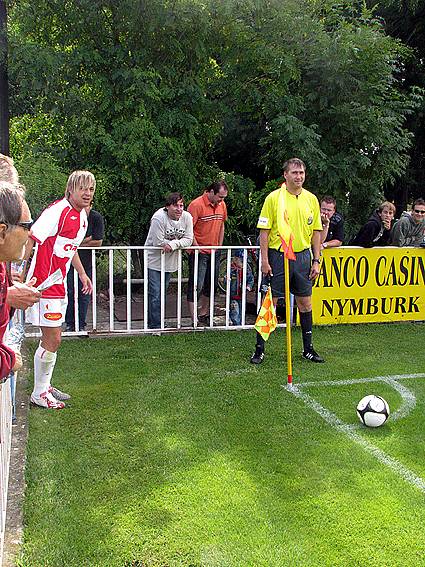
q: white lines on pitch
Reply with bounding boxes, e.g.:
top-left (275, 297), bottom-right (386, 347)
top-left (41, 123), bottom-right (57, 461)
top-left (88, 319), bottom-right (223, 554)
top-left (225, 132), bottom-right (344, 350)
top-left (283, 374), bottom-right (425, 494)
top-left (385, 378), bottom-right (417, 421)
top-left (297, 373), bottom-right (425, 388)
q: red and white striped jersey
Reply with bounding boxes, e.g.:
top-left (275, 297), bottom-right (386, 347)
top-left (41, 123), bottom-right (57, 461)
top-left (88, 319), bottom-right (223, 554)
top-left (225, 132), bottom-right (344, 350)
top-left (27, 198), bottom-right (88, 298)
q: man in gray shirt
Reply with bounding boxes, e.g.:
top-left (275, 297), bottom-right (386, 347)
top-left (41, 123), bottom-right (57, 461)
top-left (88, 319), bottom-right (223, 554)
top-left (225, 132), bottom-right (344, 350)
top-left (145, 192), bottom-right (193, 329)
top-left (391, 198), bottom-right (425, 247)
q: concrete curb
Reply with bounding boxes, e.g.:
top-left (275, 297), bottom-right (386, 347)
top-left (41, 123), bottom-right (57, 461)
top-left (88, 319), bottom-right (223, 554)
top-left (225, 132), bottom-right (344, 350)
top-left (3, 363), bottom-right (29, 567)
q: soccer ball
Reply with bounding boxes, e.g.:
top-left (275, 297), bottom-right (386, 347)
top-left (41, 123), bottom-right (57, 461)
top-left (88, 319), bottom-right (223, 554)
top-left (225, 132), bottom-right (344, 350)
top-left (356, 395), bottom-right (390, 428)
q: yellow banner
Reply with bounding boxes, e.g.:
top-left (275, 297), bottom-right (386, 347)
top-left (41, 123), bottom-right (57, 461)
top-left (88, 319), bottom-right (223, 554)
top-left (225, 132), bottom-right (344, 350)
top-left (313, 247), bottom-right (425, 325)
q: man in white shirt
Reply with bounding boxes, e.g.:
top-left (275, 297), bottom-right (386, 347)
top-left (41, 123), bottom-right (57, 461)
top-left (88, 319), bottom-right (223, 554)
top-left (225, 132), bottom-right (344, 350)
top-left (144, 192), bottom-right (193, 329)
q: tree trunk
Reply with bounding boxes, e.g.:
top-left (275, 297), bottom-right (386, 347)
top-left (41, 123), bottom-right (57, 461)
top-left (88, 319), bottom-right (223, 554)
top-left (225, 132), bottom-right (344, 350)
top-left (0, 0), bottom-right (10, 155)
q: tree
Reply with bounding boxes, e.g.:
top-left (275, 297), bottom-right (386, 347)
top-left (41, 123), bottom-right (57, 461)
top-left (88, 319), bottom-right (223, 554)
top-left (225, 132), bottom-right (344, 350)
top-left (0, 0), bottom-right (10, 154)
top-left (367, 0), bottom-right (425, 211)
top-left (8, 1), bottom-right (219, 241)
top-left (208, 1), bottom-right (421, 236)
top-left (6, 0), bottom-right (421, 244)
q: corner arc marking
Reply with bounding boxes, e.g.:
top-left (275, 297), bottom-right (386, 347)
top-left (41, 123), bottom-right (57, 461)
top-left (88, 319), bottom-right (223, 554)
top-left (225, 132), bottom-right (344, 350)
top-left (287, 373), bottom-right (424, 423)
top-left (283, 375), bottom-right (425, 493)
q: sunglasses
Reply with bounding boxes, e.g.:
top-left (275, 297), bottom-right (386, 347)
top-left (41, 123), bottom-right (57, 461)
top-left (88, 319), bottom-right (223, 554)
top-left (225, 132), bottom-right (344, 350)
top-left (413, 209), bottom-right (425, 214)
top-left (0, 220), bottom-right (34, 230)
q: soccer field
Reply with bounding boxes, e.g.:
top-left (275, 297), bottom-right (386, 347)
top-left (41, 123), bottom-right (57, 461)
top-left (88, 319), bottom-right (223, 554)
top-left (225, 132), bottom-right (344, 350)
top-left (21, 323), bottom-right (425, 567)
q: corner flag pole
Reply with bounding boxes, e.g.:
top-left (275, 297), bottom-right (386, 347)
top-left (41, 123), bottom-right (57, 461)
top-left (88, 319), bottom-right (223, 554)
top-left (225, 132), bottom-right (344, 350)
top-left (284, 254), bottom-right (293, 385)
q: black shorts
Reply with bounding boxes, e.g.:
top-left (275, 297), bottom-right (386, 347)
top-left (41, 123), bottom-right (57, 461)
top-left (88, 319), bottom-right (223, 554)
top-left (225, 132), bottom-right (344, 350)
top-left (264, 248), bottom-right (312, 298)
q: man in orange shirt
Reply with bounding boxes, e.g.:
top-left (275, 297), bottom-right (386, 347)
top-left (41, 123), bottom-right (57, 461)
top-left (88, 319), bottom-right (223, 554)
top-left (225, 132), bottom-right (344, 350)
top-left (187, 181), bottom-right (228, 324)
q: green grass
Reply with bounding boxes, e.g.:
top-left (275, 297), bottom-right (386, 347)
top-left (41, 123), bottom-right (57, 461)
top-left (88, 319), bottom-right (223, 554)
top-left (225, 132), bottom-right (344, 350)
top-left (20, 323), bottom-right (425, 566)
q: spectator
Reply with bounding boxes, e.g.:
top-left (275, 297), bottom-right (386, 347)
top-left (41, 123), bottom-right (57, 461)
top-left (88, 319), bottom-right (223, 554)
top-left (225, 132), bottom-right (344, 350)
top-left (65, 203), bottom-right (105, 332)
top-left (229, 249), bottom-right (254, 326)
top-left (24, 171), bottom-right (95, 409)
top-left (391, 198), bottom-right (425, 247)
top-left (320, 196), bottom-right (344, 249)
top-left (350, 201), bottom-right (396, 248)
top-left (0, 153), bottom-right (19, 184)
top-left (144, 192), bottom-right (193, 329)
top-left (187, 181), bottom-right (228, 324)
top-left (0, 155), bottom-right (41, 311)
top-left (250, 157), bottom-right (324, 365)
top-left (0, 182), bottom-right (35, 380)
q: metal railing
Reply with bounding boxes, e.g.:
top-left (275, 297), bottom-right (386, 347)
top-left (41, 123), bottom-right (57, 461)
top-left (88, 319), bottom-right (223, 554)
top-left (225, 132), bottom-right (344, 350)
top-left (25, 244), bottom-right (291, 337)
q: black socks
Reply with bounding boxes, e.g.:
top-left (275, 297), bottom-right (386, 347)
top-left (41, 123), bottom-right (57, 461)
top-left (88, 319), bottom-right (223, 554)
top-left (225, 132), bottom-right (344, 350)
top-left (255, 331), bottom-right (265, 351)
top-left (299, 310), bottom-right (313, 352)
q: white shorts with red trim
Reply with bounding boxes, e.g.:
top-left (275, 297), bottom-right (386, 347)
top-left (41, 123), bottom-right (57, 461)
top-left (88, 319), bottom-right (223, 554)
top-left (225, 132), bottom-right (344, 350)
top-left (25, 297), bottom-right (67, 328)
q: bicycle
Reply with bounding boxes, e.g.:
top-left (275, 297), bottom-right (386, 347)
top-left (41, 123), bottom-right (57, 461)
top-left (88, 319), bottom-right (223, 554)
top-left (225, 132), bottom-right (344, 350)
top-left (218, 235), bottom-right (259, 294)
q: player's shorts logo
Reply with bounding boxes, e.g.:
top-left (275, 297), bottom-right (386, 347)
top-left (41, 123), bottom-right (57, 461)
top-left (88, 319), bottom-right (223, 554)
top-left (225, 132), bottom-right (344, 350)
top-left (44, 313), bottom-right (62, 321)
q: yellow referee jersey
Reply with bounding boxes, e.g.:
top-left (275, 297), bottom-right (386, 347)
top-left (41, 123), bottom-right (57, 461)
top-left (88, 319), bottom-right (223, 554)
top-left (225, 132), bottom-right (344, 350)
top-left (257, 185), bottom-right (322, 252)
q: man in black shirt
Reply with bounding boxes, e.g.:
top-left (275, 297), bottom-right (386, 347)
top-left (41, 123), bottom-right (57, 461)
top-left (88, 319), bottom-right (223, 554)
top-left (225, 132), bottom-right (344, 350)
top-left (320, 196), bottom-right (344, 249)
top-left (350, 201), bottom-right (395, 248)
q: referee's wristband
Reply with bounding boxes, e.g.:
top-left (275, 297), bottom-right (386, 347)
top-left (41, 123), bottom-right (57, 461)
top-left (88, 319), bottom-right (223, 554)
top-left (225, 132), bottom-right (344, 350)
top-left (312, 258), bottom-right (321, 264)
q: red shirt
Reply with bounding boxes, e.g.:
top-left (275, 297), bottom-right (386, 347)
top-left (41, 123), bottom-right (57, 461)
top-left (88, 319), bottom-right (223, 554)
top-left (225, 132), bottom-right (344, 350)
top-left (0, 263), bottom-right (15, 381)
top-left (27, 198), bottom-right (88, 298)
top-left (188, 193), bottom-right (227, 254)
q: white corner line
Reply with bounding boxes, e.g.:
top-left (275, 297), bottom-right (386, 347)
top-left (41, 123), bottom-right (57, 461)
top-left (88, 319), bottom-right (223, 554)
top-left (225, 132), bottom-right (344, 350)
top-left (293, 373), bottom-right (425, 389)
top-left (385, 379), bottom-right (417, 421)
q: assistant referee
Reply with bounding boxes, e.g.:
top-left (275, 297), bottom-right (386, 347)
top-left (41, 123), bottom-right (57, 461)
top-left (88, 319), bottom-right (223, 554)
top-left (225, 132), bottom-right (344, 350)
top-left (251, 157), bottom-right (325, 364)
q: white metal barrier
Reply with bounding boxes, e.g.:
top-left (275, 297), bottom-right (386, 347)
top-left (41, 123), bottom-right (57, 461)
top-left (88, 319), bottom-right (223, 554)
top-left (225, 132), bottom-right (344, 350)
top-left (0, 309), bottom-right (23, 565)
top-left (25, 244), bottom-right (292, 336)
top-left (0, 375), bottom-right (13, 565)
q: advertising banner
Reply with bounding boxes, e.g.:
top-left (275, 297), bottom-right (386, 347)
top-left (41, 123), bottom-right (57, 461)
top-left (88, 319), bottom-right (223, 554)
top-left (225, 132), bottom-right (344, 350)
top-left (313, 247), bottom-right (425, 325)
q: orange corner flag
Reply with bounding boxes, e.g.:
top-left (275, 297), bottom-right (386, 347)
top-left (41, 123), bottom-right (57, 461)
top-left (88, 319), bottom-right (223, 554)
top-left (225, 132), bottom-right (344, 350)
top-left (254, 287), bottom-right (277, 341)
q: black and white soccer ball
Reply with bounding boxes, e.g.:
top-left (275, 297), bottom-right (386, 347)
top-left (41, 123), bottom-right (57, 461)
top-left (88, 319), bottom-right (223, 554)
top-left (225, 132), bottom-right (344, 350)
top-left (356, 395), bottom-right (390, 428)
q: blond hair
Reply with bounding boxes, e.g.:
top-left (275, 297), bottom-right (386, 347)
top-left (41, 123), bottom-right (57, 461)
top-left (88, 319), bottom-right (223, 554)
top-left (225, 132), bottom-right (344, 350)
top-left (379, 201), bottom-right (396, 214)
top-left (65, 170), bottom-right (96, 199)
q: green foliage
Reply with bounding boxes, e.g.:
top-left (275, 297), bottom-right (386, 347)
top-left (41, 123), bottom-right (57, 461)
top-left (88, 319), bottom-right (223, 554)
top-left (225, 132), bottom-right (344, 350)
top-left (6, 0), bottom-right (422, 242)
top-left (218, 172), bottom-right (257, 243)
top-left (366, 0), bottom-right (425, 208)
top-left (13, 153), bottom-right (67, 218)
top-left (8, 0), bottom-right (218, 243)
top-left (9, 113), bottom-right (67, 160)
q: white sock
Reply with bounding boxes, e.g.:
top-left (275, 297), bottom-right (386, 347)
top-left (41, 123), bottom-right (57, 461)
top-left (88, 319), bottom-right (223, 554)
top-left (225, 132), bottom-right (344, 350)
top-left (32, 344), bottom-right (57, 398)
